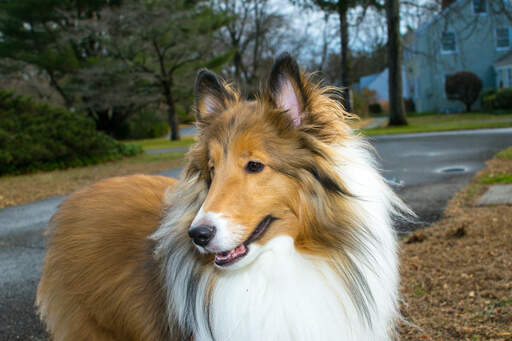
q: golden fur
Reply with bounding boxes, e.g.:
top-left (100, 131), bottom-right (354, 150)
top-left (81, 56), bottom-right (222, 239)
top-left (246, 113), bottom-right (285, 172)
top-left (36, 175), bottom-right (178, 341)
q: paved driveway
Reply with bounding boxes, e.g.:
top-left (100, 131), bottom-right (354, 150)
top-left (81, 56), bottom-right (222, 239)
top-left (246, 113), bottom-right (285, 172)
top-left (1, 128), bottom-right (511, 340)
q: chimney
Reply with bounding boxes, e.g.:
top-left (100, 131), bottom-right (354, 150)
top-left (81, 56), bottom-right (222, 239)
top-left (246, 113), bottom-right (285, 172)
top-left (442, 0), bottom-right (456, 10)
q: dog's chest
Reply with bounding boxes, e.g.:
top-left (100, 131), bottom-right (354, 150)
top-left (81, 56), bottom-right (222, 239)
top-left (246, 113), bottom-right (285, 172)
top-left (193, 237), bottom-right (371, 341)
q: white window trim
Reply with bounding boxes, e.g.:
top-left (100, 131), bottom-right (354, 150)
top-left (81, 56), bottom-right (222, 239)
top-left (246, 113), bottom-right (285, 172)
top-left (443, 73), bottom-right (451, 99)
top-left (441, 31), bottom-right (457, 54)
top-left (473, 0), bottom-right (488, 15)
top-left (495, 27), bottom-right (511, 51)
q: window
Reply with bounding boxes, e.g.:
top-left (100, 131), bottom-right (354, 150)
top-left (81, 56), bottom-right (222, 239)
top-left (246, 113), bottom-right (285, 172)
top-left (496, 27), bottom-right (511, 50)
top-left (508, 68), bottom-right (512, 87)
top-left (441, 32), bottom-right (457, 53)
top-left (473, 0), bottom-right (487, 14)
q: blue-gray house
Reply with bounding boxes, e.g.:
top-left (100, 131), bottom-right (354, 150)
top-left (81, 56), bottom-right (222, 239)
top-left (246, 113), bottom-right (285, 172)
top-left (405, 0), bottom-right (512, 112)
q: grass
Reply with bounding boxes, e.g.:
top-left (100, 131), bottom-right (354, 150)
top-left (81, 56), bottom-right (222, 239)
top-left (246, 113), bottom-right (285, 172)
top-left (362, 112), bottom-right (512, 136)
top-left (125, 137), bottom-right (196, 151)
top-left (0, 152), bottom-right (186, 208)
top-left (495, 146), bottom-right (512, 160)
top-left (479, 172), bottom-right (512, 184)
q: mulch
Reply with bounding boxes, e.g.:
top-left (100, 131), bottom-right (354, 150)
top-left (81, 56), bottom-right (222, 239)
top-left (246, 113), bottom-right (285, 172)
top-left (398, 157), bottom-right (512, 340)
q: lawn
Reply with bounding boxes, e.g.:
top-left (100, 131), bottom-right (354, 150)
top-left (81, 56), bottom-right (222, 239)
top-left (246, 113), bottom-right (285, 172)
top-left (125, 136), bottom-right (196, 151)
top-left (363, 112), bottom-right (512, 136)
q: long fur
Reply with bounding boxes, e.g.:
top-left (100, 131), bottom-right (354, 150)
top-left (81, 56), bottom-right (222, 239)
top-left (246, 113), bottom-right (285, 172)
top-left (37, 55), bottom-right (409, 341)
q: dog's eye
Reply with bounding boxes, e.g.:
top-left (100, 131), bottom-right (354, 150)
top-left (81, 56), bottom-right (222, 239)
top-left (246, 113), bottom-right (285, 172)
top-left (245, 161), bottom-right (264, 174)
top-left (209, 166), bottom-right (215, 177)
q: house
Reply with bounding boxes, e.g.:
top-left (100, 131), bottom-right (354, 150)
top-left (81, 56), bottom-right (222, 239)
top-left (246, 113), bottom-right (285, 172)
top-left (404, 0), bottom-right (512, 112)
top-left (494, 50), bottom-right (512, 88)
top-left (358, 68), bottom-right (409, 102)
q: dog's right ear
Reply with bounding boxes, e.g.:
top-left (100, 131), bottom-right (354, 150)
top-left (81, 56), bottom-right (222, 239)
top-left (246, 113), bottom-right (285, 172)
top-left (194, 69), bottom-right (232, 120)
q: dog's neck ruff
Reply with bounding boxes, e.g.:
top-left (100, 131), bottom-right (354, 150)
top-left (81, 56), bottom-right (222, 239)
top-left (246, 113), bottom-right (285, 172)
top-left (153, 136), bottom-right (404, 341)
top-left (194, 236), bottom-right (376, 341)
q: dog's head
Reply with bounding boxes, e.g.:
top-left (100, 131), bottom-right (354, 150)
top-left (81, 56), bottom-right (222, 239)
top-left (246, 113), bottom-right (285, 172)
top-left (187, 53), bottom-right (353, 269)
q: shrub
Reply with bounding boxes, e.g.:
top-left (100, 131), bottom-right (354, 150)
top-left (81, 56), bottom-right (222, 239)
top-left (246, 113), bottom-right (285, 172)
top-left (353, 88), bottom-right (378, 116)
top-left (494, 87), bottom-right (512, 110)
top-left (0, 90), bottom-right (142, 175)
top-left (368, 102), bottom-right (383, 114)
top-left (176, 104), bottom-right (194, 124)
top-left (118, 111), bottom-right (169, 140)
top-left (404, 98), bottom-right (416, 113)
top-left (482, 94), bottom-right (496, 111)
top-left (445, 71), bottom-right (483, 112)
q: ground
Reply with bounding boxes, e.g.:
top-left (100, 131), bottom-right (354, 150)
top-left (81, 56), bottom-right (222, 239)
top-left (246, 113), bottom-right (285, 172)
top-left (1, 124), bottom-right (512, 340)
top-left (365, 113), bottom-right (512, 136)
top-left (0, 152), bottom-right (185, 208)
top-left (398, 148), bottom-right (512, 340)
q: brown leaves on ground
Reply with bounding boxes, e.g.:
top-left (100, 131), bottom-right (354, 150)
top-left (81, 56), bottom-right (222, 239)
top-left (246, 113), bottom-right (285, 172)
top-left (399, 157), bottom-right (512, 341)
top-left (0, 157), bottom-right (185, 208)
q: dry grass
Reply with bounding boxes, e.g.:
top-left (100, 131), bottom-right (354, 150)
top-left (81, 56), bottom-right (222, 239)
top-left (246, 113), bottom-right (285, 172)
top-left (0, 153), bottom-right (185, 208)
top-left (399, 149), bottom-right (512, 340)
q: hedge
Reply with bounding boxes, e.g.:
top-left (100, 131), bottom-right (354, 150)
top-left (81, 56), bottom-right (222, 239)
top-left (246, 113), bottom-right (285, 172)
top-left (0, 90), bottom-right (142, 175)
top-left (482, 88), bottom-right (512, 111)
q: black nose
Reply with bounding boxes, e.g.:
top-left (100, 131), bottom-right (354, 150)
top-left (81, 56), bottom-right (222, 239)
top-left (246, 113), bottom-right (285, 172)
top-left (188, 225), bottom-right (216, 247)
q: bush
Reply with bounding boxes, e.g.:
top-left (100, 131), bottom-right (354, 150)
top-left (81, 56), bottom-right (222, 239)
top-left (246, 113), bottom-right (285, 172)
top-left (445, 71), bottom-right (483, 112)
top-left (176, 104), bottom-right (194, 124)
top-left (118, 111), bottom-right (169, 140)
top-left (404, 98), bottom-right (416, 113)
top-left (353, 88), bottom-right (378, 116)
top-left (482, 94), bottom-right (496, 111)
top-left (0, 90), bottom-right (142, 175)
top-left (368, 102), bottom-right (383, 114)
top-left (494, 88), bottom-right (512, 110)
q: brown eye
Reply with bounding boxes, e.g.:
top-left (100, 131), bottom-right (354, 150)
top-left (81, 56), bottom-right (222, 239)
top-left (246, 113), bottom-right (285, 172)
top-left (245, 161), bottom-right (264, 173)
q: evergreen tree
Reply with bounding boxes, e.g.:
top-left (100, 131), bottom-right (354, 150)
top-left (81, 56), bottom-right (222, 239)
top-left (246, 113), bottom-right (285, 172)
top-left (0, 0), bottom-right (120, 107)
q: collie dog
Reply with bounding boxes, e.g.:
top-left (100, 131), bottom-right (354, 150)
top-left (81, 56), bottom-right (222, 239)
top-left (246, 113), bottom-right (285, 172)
top-left (37, 53), bottom-right (408, 341)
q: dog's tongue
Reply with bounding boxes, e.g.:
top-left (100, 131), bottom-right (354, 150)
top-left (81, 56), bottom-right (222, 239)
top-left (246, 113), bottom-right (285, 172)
top-left (215, 244), bottom-right (247, 265)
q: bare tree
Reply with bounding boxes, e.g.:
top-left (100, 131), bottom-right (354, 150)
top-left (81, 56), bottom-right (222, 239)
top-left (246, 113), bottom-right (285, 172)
top-left (216, 0), bottom-right (289, 96)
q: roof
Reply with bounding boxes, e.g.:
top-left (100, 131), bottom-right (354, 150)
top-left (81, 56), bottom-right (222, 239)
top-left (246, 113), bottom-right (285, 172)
top-left (494, 50), bottom-right (512, 68)
top-left (359, 73), bottom-right (378, 88)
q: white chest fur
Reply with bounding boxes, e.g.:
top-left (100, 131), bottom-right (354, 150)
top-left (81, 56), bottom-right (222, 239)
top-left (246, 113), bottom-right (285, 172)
top-left (193, 236), bottom-right (384, 341)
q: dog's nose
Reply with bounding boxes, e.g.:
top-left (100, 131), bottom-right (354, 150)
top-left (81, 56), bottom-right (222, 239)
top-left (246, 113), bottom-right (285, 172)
top-left (188, 225), bottom-right (216, 247)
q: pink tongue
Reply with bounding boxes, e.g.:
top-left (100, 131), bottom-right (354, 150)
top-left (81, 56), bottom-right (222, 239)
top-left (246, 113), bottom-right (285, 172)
top-left (215, 244), bottom-right (247, 263)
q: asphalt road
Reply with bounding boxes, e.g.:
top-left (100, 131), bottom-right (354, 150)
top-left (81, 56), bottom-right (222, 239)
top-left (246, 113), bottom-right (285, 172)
top-left (1, 128), bottom-right (511, 340)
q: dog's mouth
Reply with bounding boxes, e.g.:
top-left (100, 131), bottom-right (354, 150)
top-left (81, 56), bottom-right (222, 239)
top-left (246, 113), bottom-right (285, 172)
top-left (214, 215), bottom-right (276, 267)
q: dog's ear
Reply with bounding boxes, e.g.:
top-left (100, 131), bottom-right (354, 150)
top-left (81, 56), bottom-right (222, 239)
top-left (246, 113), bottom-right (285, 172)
top-left (194, 69), bottom-right (232, 120)
top-left (268, 53), bottom-right (306, 127)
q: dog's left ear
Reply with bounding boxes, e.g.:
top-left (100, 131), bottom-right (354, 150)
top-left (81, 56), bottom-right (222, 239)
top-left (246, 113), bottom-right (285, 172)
top-left (268, 53), bottom-right (306, 127)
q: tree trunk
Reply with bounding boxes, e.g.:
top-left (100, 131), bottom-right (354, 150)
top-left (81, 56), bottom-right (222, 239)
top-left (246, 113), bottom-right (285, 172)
top-left (163, 82), bottom-right (180, 141)
top-left (338, 4), bottom-right (351, 113)
top-left (465, 102), bottom-right (471, 112)
top-left (48, 69), bottom-right (73, 108)
top-left (386, 0), bottom-right (408, 126)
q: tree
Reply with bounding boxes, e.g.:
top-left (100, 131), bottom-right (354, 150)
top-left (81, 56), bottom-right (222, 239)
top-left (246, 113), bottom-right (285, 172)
top-left (445, 72), bottom-right (482, 112)
top-left (0, 0), bottom-right (121, 108)
top-left (215, 0), bottom-right (288, 96)
top-left (386, 0), bottom-right (407, 126)
top-left (102, 0), bottom-right (231, 140)
top-left (67, 59), bottom-right (160, 138)
top-left (294, 0), bottom-right (382, 113)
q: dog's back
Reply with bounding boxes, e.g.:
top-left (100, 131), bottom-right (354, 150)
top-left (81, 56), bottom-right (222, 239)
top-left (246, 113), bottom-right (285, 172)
top-left (36, 175), bottom-right (179, 341)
